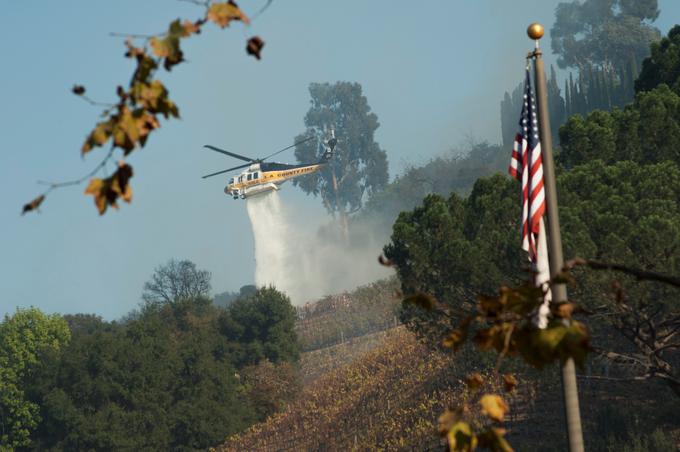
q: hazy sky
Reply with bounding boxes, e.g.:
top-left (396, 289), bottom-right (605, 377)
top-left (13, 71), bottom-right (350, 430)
top-left (2, 1), bottom-right (679, 319)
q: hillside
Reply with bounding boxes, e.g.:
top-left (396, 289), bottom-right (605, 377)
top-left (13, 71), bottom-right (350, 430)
top-left (218, 276), bottom-right (536, 452)
top-left (218, 327), bottom-right (466, 451)
top-left (294, 278), bottom-right (401, 352)
top-left (299, 328), bottom-right (399, 385)
top-left (216, 278), bottom-right (680, 452)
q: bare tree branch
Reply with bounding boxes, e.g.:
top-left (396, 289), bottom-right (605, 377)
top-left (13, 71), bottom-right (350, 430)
top-left (565, 257), bottom-right (680, 288)
top-left (578, 374), bottom-right (650, 383)
top-left (142, 259), bottom-right (212, 306)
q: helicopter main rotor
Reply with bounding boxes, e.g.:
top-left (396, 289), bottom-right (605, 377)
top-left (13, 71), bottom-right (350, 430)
top-left (201, 136), bottom-right (317, 179)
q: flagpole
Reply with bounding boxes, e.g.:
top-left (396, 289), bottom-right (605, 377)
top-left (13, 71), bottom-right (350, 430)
top-left (527, 23), bottom-right (585, 452)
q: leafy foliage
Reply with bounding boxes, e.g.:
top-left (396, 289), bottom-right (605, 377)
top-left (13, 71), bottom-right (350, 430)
top-left (500, 0), bottom-right (666, 151)
top-left (213, 284), bottom-right (257, 308)
top-left (636, 25), bottom-right (680, 95)
top-left (386, 30), bottom-right (680, 447)
top-left (383, 175), bottom-right (523, 341)
top-left (6, 264), bottom-right (300, 450)
top-left (0, 308), bottom-right (70, 449)
top-left (386, 157), bottom-right (680, 385)
top-left (221, 286), bottom-right (300, 367)
top-left (293, 82), bottom-right (389, 234)
top-left (25, 301), bottom-right (255, 450)
top-left (24, 1), bottom-right (263, 215)
top-left (550, 0), bottom-right (660, 71)
top-left (501, 63), bottom-right (641, 151)
top-left (558, 85), bottom-right (680, 168)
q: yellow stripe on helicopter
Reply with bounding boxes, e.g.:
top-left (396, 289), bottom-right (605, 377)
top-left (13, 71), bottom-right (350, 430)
top-left (201, 133), bottom-right (336, 200)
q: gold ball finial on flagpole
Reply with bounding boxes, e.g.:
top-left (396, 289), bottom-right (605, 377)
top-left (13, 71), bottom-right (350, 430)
top-left (527, 23), bottom-right (545, 40)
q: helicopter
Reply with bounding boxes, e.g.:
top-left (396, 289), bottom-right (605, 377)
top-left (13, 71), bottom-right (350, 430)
top-left (202, 131), bottom-right (337, 199)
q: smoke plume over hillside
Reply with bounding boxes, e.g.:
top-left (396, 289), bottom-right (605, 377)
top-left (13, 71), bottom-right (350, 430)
top-left (246, 191), bottom-right (392, 304)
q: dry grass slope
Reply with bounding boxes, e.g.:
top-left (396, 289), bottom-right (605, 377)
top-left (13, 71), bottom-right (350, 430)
top-left (218, 328), bottom-right (528, 452)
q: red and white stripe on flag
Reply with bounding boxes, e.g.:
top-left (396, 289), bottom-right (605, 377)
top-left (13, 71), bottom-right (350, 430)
top-left (508, 70), bottom-right (546, 264)
top-left (509, 69), bottom-right (551, 328)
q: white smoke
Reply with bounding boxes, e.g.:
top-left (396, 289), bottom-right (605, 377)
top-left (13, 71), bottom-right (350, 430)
top-left (246, 190), bottom-right (393, 305)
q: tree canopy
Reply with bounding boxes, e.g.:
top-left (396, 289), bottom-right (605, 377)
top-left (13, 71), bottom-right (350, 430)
top-left (293, 82), bottom-right (389, 236)
top-left (558, 84), bottom-right (680, 168)
top-left (0, 308), bottom-right (70, 449)
top-left (636, 25), bottom-right (680, 95)
top-left (386, 28), bottom-right (680, 400)
top-left (142, 259), bottom-right (212, 306)
top-left (385, 157), bottom-right (680, 391)
top-left (550, 0), bottom-right (660, 71)
top-left (3, 263), bottom-right (300, 450)
top-left (221, 287), bottom-right (299, 367)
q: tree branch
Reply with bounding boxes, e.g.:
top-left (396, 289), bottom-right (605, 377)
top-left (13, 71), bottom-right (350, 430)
top-left (578, 374), bottom-right (650, 383)
top-left (251, 0), bottom-right (274, 21)
top-left (109, 31), bottom-right (159, 39)
top-left (565, 257), bottom-right (680, 288)
top-left (654, 343), bottom-right (680, 355)
top-left (593, 348), bottom-right (648, 367)
top-left (37, 147), bottom-right (115, 191)
top-left (178, 0), bottom-right (210, 6)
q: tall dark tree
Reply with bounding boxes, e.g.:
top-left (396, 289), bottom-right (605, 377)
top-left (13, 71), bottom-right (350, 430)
top-left (221, 286), bottom-right (299, 367)
top-left (558, 84), bottom-right (680, 168)
top-left (293, 82), bottom-right (389, 238)
top-left (551, 0), bottom-right (660, 72)
top-left (500, 83), bottom-right (524, 149)
top-left (501, 67), bottom-right (564, 148)
top-left (384, 174), bottom-right (523, 339)
top-left (636, 25), bottom-right (680, 95)
top-left (142, 259), bottom-right (211, 306)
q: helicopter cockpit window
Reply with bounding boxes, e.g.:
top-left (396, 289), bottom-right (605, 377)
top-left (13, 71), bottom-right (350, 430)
top-left (238, 176), bottom-right (243, 182)
top-left (229, 178), bottom-right (234, 184)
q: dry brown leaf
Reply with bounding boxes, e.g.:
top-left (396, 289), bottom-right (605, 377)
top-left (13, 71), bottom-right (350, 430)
top-left (480, 394), bottom-right (509, 422)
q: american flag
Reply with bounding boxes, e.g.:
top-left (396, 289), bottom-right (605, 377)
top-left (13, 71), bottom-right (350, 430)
top-left (509, 69), bottom-right (545, 263)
